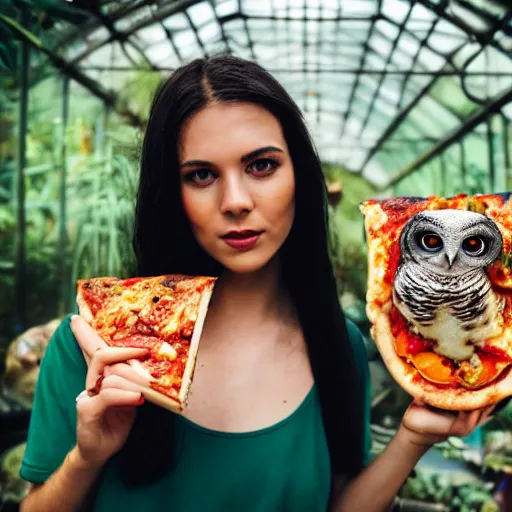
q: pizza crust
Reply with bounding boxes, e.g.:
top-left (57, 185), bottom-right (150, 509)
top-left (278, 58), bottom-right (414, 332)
top-left (179, 285), bottom-right (213, 406)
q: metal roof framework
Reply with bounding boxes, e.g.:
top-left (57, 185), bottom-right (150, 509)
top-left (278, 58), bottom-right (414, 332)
top-left (11, 0), bottom-right (512, 191)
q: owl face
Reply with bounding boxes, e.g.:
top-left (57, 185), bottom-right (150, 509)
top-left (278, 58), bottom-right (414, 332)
top-left (399, 210), bottom-right (503, 275)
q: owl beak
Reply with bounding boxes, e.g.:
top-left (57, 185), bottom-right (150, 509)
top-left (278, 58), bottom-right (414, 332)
top-left (445, 251), bottom-right (457, 268)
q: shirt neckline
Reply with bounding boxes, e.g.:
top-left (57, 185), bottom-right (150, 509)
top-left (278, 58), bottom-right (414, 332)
top-left (177, 384), bottom-right (317, 439)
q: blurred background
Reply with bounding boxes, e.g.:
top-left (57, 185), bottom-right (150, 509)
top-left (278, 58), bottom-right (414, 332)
top-left (0, 0), bottom-right (511, 510)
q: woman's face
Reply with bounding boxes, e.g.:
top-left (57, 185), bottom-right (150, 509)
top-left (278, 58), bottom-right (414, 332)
top-left (178, 102), bottom-right (295, 274)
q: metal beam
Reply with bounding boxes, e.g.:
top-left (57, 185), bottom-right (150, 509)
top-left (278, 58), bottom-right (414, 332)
top-left (456, 0), bottom-right (512, 37)
top-left (397, 18), bottom-right (439, 110)
top-left (503, 113), bottom-right (511, 191)
top-left (68, 0), bottom-right (203, 65)
top-left (183, 10), bottom-right (208, 57)
top-left (15, 9), bottom-right (29, 331)
top-left (0, 13), bottom-right (116, 105)
top-left (209, 0), bottom-right (231, 53)
top-left (78, 66), bottom-right (512, 76)
top-left (487, 117), bottom-right (496, 191)
top-left (359, 41), bottom-right (465, 173)
top-left (414, 0), bottom-right (509, 56)
top-left (0, 14), bottom-right (145, 127)
top-left (356, 5), bottom-right (414, 138)
top-left (160, 20), bottom-right (184, 64)
top-left (237, 0), bottom-right (257, 60)
top-left (381, 86), bottom-right (512, 191)
top-left (338, 9), bottom-right (381, 139)
top-left (57, 76), bottom-right (70, 315)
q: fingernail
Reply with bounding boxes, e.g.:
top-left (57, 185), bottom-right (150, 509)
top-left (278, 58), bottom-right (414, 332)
top-left (70, 314), bottom-right (79, 323)
top-left (138, 393), bottom-right (145, 405)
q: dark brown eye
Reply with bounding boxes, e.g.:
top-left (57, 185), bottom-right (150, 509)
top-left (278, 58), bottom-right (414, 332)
top-left (462, 236), bottom-right (486, 256)
top-left (418, 233), bottom-right (443, 252)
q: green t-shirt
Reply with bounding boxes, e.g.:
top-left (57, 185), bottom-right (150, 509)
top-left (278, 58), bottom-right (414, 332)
top-left (20, 315), bottom-right (371, 511)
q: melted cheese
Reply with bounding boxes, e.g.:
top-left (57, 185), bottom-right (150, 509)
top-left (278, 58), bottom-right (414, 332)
top-left (157, 342), bottom-right (177, 360)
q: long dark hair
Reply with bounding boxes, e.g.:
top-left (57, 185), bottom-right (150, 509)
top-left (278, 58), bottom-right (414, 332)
top-left (119, 54), bottom-right (366, 485)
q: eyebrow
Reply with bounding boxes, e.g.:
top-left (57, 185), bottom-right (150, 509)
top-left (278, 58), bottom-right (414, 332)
top-left (241, 146), bottom-right (284, 163)
top-left (180, 145), bottom-right (284, 169)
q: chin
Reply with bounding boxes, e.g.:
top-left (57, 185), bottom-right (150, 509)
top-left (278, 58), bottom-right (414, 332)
top-left (216, 251), bottom-right (277, 275)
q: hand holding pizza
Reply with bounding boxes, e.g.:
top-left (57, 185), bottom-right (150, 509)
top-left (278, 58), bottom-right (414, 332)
top-left (397, 399), bottom-right (495, 449)
top-left (70, 316), bottom-right (148, 469)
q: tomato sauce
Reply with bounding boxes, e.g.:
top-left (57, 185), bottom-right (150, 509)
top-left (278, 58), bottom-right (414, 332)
top-left (108, 334), bottom-right (161, 349)
top-left (123, 277), bottom-right (144, 287)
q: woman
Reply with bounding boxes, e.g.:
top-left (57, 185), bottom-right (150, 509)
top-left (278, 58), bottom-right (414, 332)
top-left (20, 55), bottom-right (494, 512)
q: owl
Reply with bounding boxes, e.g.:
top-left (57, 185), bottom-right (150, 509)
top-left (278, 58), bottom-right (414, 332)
top-left (393, 209), bottom-right (504, 362)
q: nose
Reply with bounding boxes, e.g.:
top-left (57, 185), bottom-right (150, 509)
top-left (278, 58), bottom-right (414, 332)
top-left (219, 174), bottom-right (254, 217)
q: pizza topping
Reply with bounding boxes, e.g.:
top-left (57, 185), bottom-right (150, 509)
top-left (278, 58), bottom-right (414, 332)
top-left (410, 352), bottom-right (457, 386)
top-left (456, 353), bottom-right (510, 389)
top-left (157, 342), bottom-right (178, 360)
top-left (124, 277), bottom-right (144, 287)
top-left (395, 330), bottom-right (431, 357)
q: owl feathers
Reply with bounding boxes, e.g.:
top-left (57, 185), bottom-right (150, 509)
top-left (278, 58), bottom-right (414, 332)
top-left (393, 209), bottom-right (504, 361)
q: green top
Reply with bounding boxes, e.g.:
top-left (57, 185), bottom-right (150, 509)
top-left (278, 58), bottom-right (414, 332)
top-left (20, 315), bottom-right (371, 511)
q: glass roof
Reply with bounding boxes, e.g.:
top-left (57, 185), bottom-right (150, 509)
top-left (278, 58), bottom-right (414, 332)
top-left (17, 0), bottom-right (512, 190)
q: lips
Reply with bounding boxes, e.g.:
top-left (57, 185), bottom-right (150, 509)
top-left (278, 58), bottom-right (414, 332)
top-left (220, 230), bottom-right (263, 250)
top-left (221, 230), bottom-right (263, 239)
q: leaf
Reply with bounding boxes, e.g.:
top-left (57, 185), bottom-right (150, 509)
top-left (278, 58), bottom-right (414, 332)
top-left (0, 13), bottom-right (43, 49)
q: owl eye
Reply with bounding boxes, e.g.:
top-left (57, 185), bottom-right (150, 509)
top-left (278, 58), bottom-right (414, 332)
top-left (417, 233), bottom-right (443, 252)
top-left (462, 236), bottom-right (486, 256)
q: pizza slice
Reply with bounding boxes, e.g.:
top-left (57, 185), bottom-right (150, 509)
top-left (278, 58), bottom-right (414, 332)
top-left (76, 274), bottom-right (216, 413)
top-left (361, 193), bottom-right (512, 410)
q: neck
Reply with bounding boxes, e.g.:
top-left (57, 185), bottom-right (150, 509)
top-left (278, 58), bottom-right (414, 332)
top-left (207, 258), bottom-right (292, 325)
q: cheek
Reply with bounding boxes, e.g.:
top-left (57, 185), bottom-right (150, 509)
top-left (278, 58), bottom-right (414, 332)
top-left (270, 170), bottom-right (295, 228)
top-left (181, 189), bottom-right (215, 235)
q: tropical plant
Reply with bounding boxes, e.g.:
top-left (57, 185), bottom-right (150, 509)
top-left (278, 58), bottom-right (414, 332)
top-left (400, 469), bottom-right (499, 512)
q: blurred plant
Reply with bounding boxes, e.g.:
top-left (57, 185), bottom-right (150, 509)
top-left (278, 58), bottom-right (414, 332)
top-left (0, 442), bottom-right (28, 507)
top-left (400, 469), bottom-right (499, 512)
top-left (0, 135), bottom-right (139, 343)
top-left (68, 142), bottom-right (138, 295)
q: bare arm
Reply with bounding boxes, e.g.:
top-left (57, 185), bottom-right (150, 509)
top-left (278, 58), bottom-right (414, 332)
top-left (331, 401), bottom-right (495, 512)
top-left (330, 428), bottom-right (427, 512)
top-left (20, 447), bottom-right (103, 512)
top-left (21, 317), bottom-right (149, 512)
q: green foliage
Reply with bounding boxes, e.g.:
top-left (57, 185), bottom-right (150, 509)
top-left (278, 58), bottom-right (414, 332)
top-left (68, 144), bottom-right (139, 292)
top-left (116, 68), bottom-right (162, 125)
top-left (0, 134), bottom-right (139, 341)
top-left (401, 469), bottom-right (499, 512)
top-left (325, 165), bottom-right (376, 304)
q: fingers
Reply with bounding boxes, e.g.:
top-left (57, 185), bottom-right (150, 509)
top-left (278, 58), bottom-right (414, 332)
top-left (86, 347), bottom-right (149, 391)
top-left (449, 404), bottom-right (496, 436)
top-left (404, 399), bottom-right (501, 445)
top-left (478, 403), bottom-right (496, 426)
top-left (70, 315), bottom-right (109, 365)
top-left (100, 374), bottom-right (142, 394)
top-left (76, 388), bottom-right (144, 421)
top-left (404, 403), bottom-right (458, 436)
top-left (106, 362), bottom-right (152, 387)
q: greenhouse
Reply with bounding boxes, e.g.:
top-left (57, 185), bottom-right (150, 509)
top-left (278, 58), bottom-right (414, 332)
top-left (0, 0), bottom-right (511, 510)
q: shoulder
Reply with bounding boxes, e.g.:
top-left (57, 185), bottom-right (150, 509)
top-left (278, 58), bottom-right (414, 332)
top-left (42, 314), bottom-right (86, 372)
top-left (20, 315), bottom-right (87, 484)
top-left (344, 318), bottom-right (372, 465)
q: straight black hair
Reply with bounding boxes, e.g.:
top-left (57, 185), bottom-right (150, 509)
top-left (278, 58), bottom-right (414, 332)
top-left (118, 54), bottom-right (366, 486)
